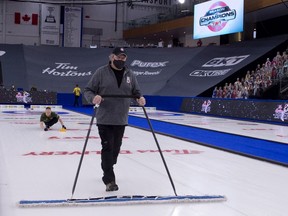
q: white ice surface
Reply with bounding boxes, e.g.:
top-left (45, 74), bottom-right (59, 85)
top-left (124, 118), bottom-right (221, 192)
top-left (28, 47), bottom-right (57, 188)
top-left (129, 110), bottom-right (288, 144)
top-left (0, 108), bottom-right (288, 216)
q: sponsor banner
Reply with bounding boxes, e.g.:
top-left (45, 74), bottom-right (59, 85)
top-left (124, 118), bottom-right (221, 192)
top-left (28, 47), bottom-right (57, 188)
top-left (0, 104), bottom-right (24, 109)
top-left (129, 106), bottom-right (156, 112)
top-left (40, 4), bottom-right (61, 46)
top-left (2, 110), bottom-right (68, 115)
top-left (30, 105), bottom-right (62, 110)
top-left (22, 46), bottom-right (109, 93)
top-left (156, 36), bottom-right (287, 96)
top-left (0, 44), bottom-right (28, 89)
top-left (63, 6), bottom-right (83, 47)
top-left (0, 35), bottom-right (286, 96)
top-left (128, 47), bottom-right (204, 95)
top-left (181, 97), bottom-right (288, 124)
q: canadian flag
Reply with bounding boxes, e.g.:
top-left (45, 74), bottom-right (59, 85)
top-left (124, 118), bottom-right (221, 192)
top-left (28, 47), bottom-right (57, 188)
top-left (14, 12), bottom-right (38, 25)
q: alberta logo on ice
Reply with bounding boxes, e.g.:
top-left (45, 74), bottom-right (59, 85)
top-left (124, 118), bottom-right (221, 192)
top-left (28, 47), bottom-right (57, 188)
top-left (273, 104), bottom-right (288, 121)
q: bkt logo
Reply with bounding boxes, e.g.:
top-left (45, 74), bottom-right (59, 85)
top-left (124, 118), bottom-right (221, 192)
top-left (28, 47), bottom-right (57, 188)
top-left (130, 60), bottom-right (168, 68)
top-left (202, 55), bottom-right (250, 67)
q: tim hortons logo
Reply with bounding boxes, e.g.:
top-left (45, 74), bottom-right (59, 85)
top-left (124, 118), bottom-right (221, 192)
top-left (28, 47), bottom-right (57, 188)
top-left (42, 63), bottom-right (92, 77)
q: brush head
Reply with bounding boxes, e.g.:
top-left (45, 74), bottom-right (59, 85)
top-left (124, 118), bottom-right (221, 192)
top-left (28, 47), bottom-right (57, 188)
top-left (18, 195), bottom-right (227, 207)
top-left (59, 128), bottom-right (66, 132)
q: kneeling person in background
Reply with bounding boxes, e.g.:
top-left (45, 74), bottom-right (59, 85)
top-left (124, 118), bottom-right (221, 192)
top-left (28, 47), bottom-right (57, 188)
top-left (40, 107), bottom-right (66, 131)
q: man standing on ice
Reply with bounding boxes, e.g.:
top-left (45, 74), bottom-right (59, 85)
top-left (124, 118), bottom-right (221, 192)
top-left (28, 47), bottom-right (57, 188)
top-left (84, 47), bottom-right (146, 192)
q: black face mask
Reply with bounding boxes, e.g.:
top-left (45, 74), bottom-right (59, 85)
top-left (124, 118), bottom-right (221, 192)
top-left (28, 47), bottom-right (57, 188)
top-left (113, 60), bottom-right (125, 70)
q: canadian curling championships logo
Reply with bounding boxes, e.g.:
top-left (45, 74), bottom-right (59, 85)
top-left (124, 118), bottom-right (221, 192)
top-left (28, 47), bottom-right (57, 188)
top-left (201, 100), bottom-right (211, 113)
top-left (273, 104), bottom-right (288, 121)
top-left (15, 91), bottom-right (32, 103)
top-left (199, 1), bottom-right (236, 32)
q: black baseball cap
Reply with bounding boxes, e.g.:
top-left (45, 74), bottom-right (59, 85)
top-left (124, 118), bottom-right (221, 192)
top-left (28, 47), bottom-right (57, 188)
top-left (112, 47), bottom-right (127, 57)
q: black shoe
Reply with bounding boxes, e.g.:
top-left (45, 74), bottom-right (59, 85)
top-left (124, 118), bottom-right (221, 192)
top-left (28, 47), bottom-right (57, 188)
top-left (106, 182), bottom-right (119, 192)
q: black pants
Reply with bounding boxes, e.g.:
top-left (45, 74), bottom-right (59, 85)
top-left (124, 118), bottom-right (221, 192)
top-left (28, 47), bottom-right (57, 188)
top-left (74, 95), bottom-right (80, 107)
top-left (45, 117), bottom-right (58, 127)
top-left (97, 124), bottom-right (125, 185)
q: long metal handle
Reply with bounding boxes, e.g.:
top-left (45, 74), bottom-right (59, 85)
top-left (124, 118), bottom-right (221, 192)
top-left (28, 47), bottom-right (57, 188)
top-left (71, 105), bottom-right (98, 199)
top-left (141, 106), bottom-right (178, 196)
top-left (71, 95), bottom-right (177, 198)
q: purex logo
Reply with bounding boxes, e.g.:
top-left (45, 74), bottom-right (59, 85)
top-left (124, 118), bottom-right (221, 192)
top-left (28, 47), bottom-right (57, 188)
top-left (130, 60), bottom-right (168, 68)
top-left (202, 55), bottom-right (249, 67)
top-left (199, 1), bottom-right (236, 32)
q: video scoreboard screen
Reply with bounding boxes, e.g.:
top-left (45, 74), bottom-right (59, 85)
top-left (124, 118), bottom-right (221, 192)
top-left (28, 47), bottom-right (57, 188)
top-left (193, 0), bottom-right (244, 39)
